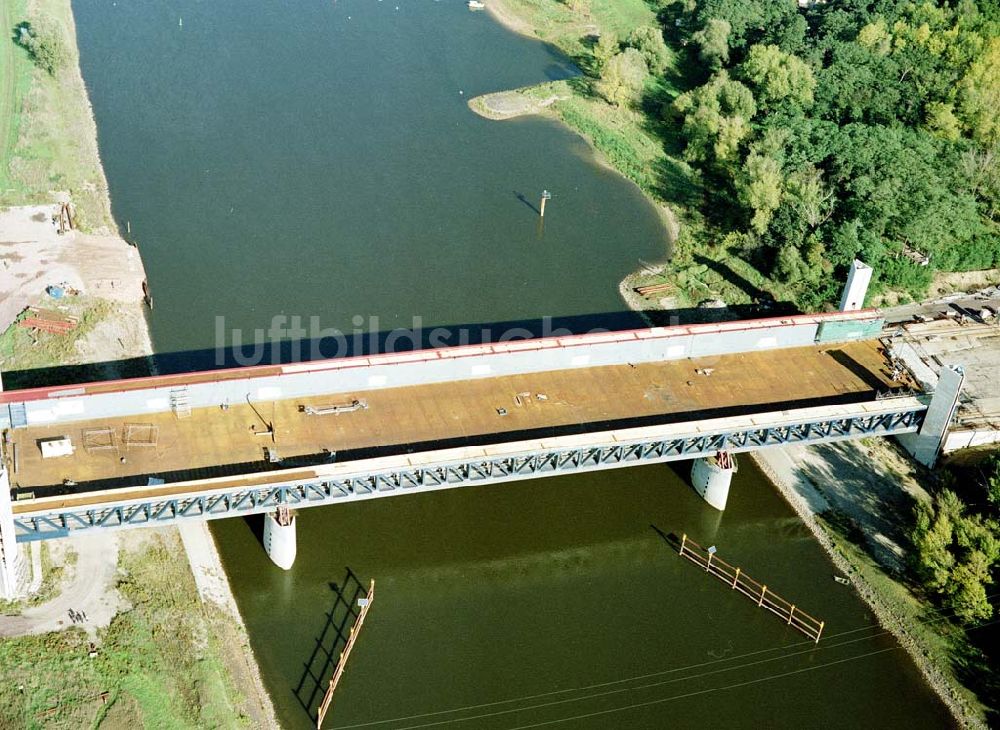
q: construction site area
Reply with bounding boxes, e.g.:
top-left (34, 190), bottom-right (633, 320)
top-left (0, 203), bottom-right (151, 374)
top-left (884, 286), bottom-right (1000, 452)
top-left (4, 338), bottom-right (905, 499)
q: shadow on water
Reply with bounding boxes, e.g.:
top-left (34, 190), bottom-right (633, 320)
top-left (293, 567), bottom-right (367, 724)
top-left (650, 524), bottom-right (682, 552)
top-left (514, 191), bottom-right (541, 215)
top-left (1, 307), bottom-right (796, 390)
top-left (243, 513), bottom-right (266, 552)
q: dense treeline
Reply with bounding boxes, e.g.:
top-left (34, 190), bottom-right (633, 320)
top-left (596, 0), bottom-right (1000, 306)
top-left (912, 457), bottom-right (1000, 623)
top-left (674, 0), bottom-right (1000, 304)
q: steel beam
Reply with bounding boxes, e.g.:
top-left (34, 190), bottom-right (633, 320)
top-left (13, 403), bottom-right (925, 541)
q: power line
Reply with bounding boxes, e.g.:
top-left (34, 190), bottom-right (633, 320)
top-left (335, 593), bottom-right (1000, 730)
top-left (388, 633), bottom-right (911, 730)
top-left (503, 647), bottom-right (901, 730)
top-left (501, 616), bottom-right (999, 730)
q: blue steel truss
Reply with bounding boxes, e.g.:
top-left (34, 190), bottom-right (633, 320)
top-left (13, 405), bottom-right (926, 541)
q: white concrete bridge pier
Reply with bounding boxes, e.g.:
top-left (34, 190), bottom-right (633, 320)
top-left (263, 505), bottom-right (297, 570)
top-left (691, 451), bottom-right (738, 511)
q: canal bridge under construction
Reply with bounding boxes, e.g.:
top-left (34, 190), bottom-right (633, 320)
top-left (0, 308), bottom-right (964, 594)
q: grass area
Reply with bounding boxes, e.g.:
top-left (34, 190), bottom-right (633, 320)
top-left (497, 0), bottom-right (657, 53)
top-left (0, 296), bottom-right (111, 371)
top-left (818, 515), bottom-right (990, 723)
top-left (0, 531), bottom-right (253, 729)
top-left (0, 0), bottom-right (115, 232)
top-left (0, 0), bottom-right (32, 195)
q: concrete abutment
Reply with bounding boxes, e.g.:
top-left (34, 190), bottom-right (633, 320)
top-left (898, 365), bottom-right (965, 467)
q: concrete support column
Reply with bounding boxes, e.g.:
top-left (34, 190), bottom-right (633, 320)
top-left (691, 451), bottom-right (737, 511)
top-left (899, 365), bottom-right (965, 467)
top-left (263, 506), bottom-right (297, 570)
top-left (839, 259), bottom-right (873, 312)
top-left (0, 464), bottom-right (25, 600)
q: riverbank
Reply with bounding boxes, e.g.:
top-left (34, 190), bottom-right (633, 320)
top-left (1, 0), bottom-right (151, 380)
top-left (478, 1), bottom-right (993, 725)
top-left (753, 444), bottom-right (987, 728)
top-left (479, 0), bottom-right (790, 316)
top-left (0, 0), bottom-right (279, 725)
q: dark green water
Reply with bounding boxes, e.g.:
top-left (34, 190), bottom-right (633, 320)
top-left (71, 0), bottom-right (953, 727)
top-left (211, 462), bottom-right (951, 729)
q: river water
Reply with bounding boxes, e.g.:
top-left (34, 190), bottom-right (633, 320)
top-left (72, 0), bottom-right (953, 727)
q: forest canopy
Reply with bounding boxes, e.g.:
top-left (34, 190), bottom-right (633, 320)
top-left (664, 0), bottom-right (1000, 306)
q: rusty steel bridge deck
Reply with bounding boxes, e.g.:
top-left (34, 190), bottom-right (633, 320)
top-left (6, 340), bottom-right (904, 503)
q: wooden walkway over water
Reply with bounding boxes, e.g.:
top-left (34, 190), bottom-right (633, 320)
top-left (316, 579), bottom-right (375, 729)
top-left (678, 535), bottom-right (824, 643)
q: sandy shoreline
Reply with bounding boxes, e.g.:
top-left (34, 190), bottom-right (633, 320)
top-left (179, 522), bottom-right (281, 728)
top-left (0, 5), bottom-right (281, 726)
top-left (477, 3), bottom-right (987, 726)
top-left (485, 0), bottom-right (538, 39)
top-left (753, 447), bottom-right (982, 729)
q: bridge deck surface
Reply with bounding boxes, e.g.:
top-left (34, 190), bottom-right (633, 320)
top-left (6, 340), bottom-right (902, 494)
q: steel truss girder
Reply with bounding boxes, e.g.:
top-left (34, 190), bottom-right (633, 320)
top-left (13, 406), bottom-right (926, 541)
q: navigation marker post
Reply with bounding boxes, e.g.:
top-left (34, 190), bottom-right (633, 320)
top-left (540, 189), bottom-right (551, 217)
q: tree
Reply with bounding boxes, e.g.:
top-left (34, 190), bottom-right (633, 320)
top-left (911, 489), bottom-right (999, 624)
top-left (627, 26), bottom-right (672, 76)
top-left (784, 166), bottom-right (834, 229)
top-left (987, 457), bottom-right (1000, 507)
top-left (694, 0), bottom-right (799, 50)
top-left (960, 142), bottom-right (1000, 219)
top-left (693, 18), bottom-right (731, 71)
top-left (673, 71), bottom-right (756, 165)
top-left (924, 101), bottom-right (962, 141)
top-left (14, 17), bottom-right (68, 76)
top-left (814, 41), bottom-right (906, 125)
top-left (947, 551), bottom-right (993, 623)
top-left (592, 32), bottom-right (619, 73)
top-left (959, 38), bottom-right (1000, 145)
top-left (739, 44), bottom-right (816, 111)
top-left (912, 493), bottom-right (958, 591)
top-left (596, 49), bottom-right (648, 108)
top-left (738, 152), bottom-right (783, 233)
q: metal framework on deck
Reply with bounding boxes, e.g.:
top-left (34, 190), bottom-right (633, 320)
top-left (13, 402), bottom-right (926, 541)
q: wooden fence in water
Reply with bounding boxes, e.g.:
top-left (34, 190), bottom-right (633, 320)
top-left (316, 579), bottom-right (375, 729)
top-left (678, 534), bottom-right (824, 643)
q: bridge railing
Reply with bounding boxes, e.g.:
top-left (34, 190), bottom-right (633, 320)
top-left (10, 398), bottom-right (927, 542)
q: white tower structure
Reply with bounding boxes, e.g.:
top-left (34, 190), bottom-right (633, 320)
top-left (839, 259), bottom-right (873, 312)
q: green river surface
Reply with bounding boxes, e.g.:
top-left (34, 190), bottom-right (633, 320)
top-left (72, 0), bottom-right (954, 727)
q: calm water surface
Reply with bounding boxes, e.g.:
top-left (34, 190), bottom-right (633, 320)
top-left (72, 1), bottom-right (952, 727)
top-left (75, 0), bottom-right (666, 358)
